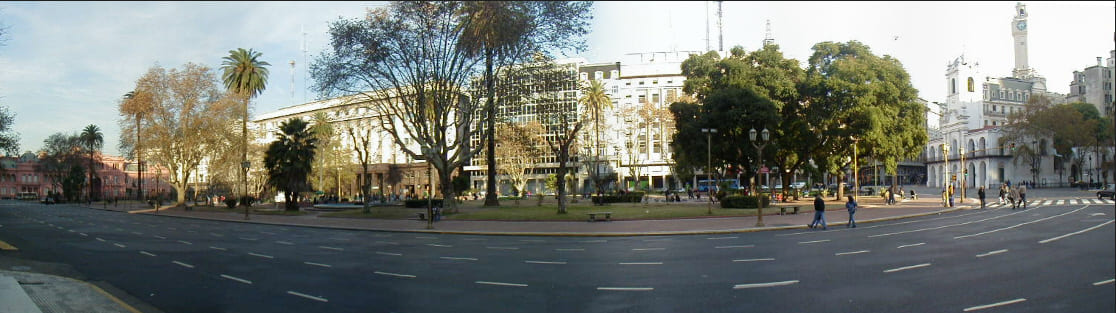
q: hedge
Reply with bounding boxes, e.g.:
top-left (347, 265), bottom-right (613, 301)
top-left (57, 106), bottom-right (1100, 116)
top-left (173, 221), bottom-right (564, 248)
top-left (590, 192), bottom-right (646, 204)
top-left (719, 195), bottom-right (771, 208)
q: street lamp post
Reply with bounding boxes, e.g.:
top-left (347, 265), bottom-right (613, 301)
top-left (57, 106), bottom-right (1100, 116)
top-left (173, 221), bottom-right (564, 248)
top-left (960, 147), bottom-right (965, 203)
top-left (853, 138), bottom-right (859, 203)
top-left (942, 143), bottom-right (950, 207)
top-left (418, 147), bottom-right (434, 229)
top-left (1031, 140), bottom-right (1038, 187)
top-left (749, 128), bottom-right (770, 227)
top-left (242, 161), bottom-right (250, 220)
top-left (701, 128), bottom-right (717, 215)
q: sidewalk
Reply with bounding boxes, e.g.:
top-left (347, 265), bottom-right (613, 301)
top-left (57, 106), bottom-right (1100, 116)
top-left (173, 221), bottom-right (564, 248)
top-left (0, 270), bottom-right (140, 313)
top-left (103, 195), bottom-right (975, 236)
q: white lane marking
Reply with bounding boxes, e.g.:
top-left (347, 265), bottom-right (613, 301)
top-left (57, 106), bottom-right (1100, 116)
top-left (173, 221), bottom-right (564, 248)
top-left (440, 257), bottom-right (478, 261)
top-left (209, 246), bottom-right (227, 251)
top-left (897, 243), bottom-right (925, 249)
top-left (1093, 279), bottom-right (1114, 286)
top-left (955, 206), bottom-right (1091, 239)
top-left (248, 252), bottom-right (274, 259)
top-left (555, 248), bottom-right (585, 252)
top-left (1055, 200), bottom-right (1064, 205)
top-left (426, 244), bottom-right (453, 248)
top-left (374, 271), bottom-right (415, 278)
top-left (798, 239), bottom-right (830, 244)
top-left (883, 263), bottom-right (931, 273)
top-left (976, 249), bottom-right (1008, 258)
top-left (304, 262), bottom-right (332, 268)
top-left (139, 251), bottom-right (156, 257)
top-left (239, 237), bottom-right (258, 241)
top-left (96, 237), bottom-right (106, 242)
top-left (963, 298), bottom-right (1026, 312)
top-left (131, 231), bottom-right (143, 235)
top-left (276, 241), bottom-right (295, 245)
top-left (475, 281), bottom-right (528, 287)
top-left (328, 237), bottom-right (350, 241)
top-left (581, 240), bottom-right (607, 243)
top-left (870, 209), bottom-right (1031, 238)
top-left (376, 251), bottom-right (402, 256)
top-left (519, 239), bottom-right (545, 243)
top-left (1090, 213), bottom-right (1106, 216)
top-left (1039, 220), bottom-right (1115, 244)
top-left (733, 258), bottom-right (775, 262)
top-left (733, 280), bottom-right (799, 289)
top-left (114, 243), bottom-right (127, 248)
top-left (154, 235), bottom-right (167, 239)
top-left (221, 274), bottom-right (253, 284)
top-left (715, 245), bottom-right (755, 249)
top-left (632, 248), bottom-right (665, 251)
top-left (318, 246), bottom-right (344, 251)
top-left (79, 233), bottom-right (88, 237)
top-left (597, 287), bottom-right (653, 291)
top-left (210, 233), bottom-right (224, 237)
top-left (463, 238), bottom-right (488, 241)
top-left (619, 262), bottom-right (662, 265)
top-left (375, 241), bottom-right (399, 245)
top-left (172, 261), bottom-right (195, 268)
top-left (486, 246), bottom-right (519, 250)
top-left (287, 291), bottom-right (328, 303)
top-left (835, 250), bottom-right (870, 256)
top-left (706, 236), bottom-right (737, 240)
top-left (525, 260), bottom-right (567, 265)
top-left (178, 240), bottom-right (193, 245)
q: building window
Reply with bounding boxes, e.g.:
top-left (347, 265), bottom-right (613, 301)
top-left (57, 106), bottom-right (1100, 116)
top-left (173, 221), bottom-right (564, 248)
top-left (594, 71), bottom-right (603, 80)
top-left (967, 77), bottom-right (974, 92)
top-left (951, 78), bottom-right (957, 94)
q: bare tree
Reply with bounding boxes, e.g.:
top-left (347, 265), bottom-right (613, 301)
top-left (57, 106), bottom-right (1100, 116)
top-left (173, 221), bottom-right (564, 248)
top-left (495, 121), bottom-right (544, 197)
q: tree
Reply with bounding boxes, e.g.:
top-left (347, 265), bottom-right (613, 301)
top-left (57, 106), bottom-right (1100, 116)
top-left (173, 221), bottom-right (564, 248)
top-left (495, 121), bottom-right (544, 197)
top-left (580, 79), bottom-right (612, 199)
top-left (457, 1), bottom-right (593, 207)
top-left (1004, 99), bottom-right (1103, 183)
top-left (79, 124), bottom-right (103, 202)
top-left (119, 90), bottom-right (155, 200)
top-left (35, 133), bottom-right (83, 201)
top-left (340, 117), bottom-right (386, 213)
top-left (221, 48), bottom-right (270, 215)
top-left (313, 1), bottom-right (486, 214)
top-left (118, 63), bottom-right (242, 207)
top-left (264, 118), bottom-right (318, 211)
top-left (308, 111), bottom-right (349, 198)
top-left (529, 61), bottom-right (584, 213)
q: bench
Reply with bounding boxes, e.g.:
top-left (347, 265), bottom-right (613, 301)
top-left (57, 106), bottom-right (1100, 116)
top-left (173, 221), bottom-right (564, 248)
top-left (778, 206), bottom-right (800, 215)
top-left (416, 212), bottom-right (426, 220)
top-left (587, 212), bottom-right (612, 222)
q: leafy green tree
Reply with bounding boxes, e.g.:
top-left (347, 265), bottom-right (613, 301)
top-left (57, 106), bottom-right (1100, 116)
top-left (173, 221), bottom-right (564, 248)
top-left (0, 105), bottom-right (19, 155)
top-left (456, 1), bottom-right (593, 207)
top-left (80, 124), bottom-right (103, 202)
top-left (35, 133), bottom-right (83, 201)
top-left (264, 118), bottom-right (318, 211)
top-left (580, 79), bottom-right (612, 198)
top-left (221, 48), bottom-right (270, 207)
top-left (1004, 99), bottom-right (1104, 182)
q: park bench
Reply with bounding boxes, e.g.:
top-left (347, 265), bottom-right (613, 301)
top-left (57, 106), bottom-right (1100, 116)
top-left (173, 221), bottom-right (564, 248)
top-left (587, 212), bottom-right (612, 222)
top-left (778, 206), bottom-right (800, 215)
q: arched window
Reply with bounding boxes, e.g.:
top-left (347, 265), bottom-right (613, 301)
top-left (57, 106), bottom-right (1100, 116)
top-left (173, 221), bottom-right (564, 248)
top-left (951, 78), bottom-right (957, 94)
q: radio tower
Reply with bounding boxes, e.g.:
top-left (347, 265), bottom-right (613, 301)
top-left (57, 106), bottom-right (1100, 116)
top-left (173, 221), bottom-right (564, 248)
top-left (763, 19), bottom-right (774, 47)
top-left (289, 60), bottom-right (296, 105)
top-left (301, 24), bottom-right (309, 103)
top-left (717, 1), bottom-right (723, 51)
top-left (705, 2), bottom-right (710, 52)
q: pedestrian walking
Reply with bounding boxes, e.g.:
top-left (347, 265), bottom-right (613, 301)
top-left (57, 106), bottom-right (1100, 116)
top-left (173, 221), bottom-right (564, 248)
top-left (845, 195), bottom-right (858, 228)
top-left (948, 184), bottom-right (955, 207)
top-left (977, 186), bottom-right (986, 209)
top-left (998, 184), bottom-right (1006, 205)
top-left (808, 194), bottom-right (827, 230)
top-left (888, 185), bottom-right (896, 205)
top-left (1018, 184), bottom-right (1027, 208)
top-left (1010, 184), bottom-right (1021, 210)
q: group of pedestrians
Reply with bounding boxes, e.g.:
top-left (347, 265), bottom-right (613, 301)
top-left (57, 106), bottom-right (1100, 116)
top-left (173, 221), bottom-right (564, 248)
top-left (807, 194), bottom-right (860, 230)
top-left (996, 182), bottom-right (1028, 209)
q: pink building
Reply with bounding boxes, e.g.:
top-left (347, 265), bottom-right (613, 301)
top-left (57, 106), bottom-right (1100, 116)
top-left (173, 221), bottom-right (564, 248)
top-left (0, 152), bottom-right (170, 201)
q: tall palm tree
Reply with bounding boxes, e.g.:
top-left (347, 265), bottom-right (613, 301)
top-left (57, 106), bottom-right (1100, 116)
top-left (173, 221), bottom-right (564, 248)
top-left (221, 48), bottom-right (269, 219)
top-left (80, 124), bottom-right (103, 203)
top-left (264, 118), bottom-right (318, 211)
top-left (457, 1), bottom-right (530, 207)
top-left (579, 79), bottom-right (611, 198)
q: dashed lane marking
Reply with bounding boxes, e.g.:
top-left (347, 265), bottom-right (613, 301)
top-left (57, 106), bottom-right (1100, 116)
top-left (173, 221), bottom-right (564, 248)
top-left (96, 237), bottom-right (106, 242)
top-left (209, 246), bottom-right (227, 251)
top-left (376, 252), bottom-right (403, 256)
top-left (114, 243), bottom-right (127, 248)
top-left (883, 263), bottom-right (931, 273)
top-left (798, 239), bottom-right (830, 244)
top-left (304, 262), bottom-right (332, 268)
top-left (897, 243), bottom-right (925, 249)
top-left (525, 260), bottom-right (567, 265)
top-left (139, 251), bottom-right (156, 257)
top-left (963, 298), bottom-right (1026, 312)
top-left (835, 250), bottom-right (869, 256)
top-left (1093, 279), bottom-right (1114, 286)
top-left (440, 257), bottom-right (478, 261)
top-left (632, 248), bottom-right (665, 251)
top-left (248, 252), bottom-right (274, 259)
top-left (287, 291), bottom-right (328, 303)
top-left (154, 235), bottom-right (167, 239)
top-left (172, 261), bottom-right (195, 268)
top-left (375, 241), bottom-right (399, 245)
top-left (597, 287), bottom-right (653, 291)
top-left (976, 249), bottom-right (1008, 258)
top-left (374, 271), bottom-right (415, 279)
top-left (178, 240), bottom-right (193, 245)
top-left (220, 274), bottom-right (252, 284)
top-left (715, 245), bottom-right (755, 249)
top-left (276, 241), bottom-right (295, 245)
top-left (619, 262), bottom-right (662, 265)
top-left (475, 281), bottom-right (528, 287)
top-left (1039, 220), bottom-right (1115, 244)
top-left (733, 258), bottom-right (775, 262)
top-left (486, 246), bottom-right (519, 250)
top-left (318, 246), bottom-right (344, 251)
top-left (426, 244), bottom-right (453, 248)
top-left (732, 280), bottom-right (799, 289)
top-left (955, 206), bottom-right (1091, 239)
top-left (555, 248), bottom-right (585, 251)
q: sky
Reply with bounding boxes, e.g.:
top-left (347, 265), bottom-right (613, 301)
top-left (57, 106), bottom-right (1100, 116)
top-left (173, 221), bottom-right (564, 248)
top-left (0, 1), bottom-right (1113, 157)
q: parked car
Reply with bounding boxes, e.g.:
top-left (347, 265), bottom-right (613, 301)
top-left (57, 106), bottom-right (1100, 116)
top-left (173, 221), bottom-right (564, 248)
top-left (1099, 184), bottom-right (1116, 200)
top-left (40, 197), bottom-right (55, 205)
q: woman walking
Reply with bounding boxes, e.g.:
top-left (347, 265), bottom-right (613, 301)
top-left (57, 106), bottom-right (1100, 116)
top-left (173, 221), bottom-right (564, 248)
top-left (845, 195), bottom-right (859, 228)
top-left (809, 194), bottom-right (827, 230)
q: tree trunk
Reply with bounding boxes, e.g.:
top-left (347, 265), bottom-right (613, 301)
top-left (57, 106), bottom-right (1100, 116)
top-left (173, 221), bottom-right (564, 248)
top-left (483, 50), bottom-right (500, 207)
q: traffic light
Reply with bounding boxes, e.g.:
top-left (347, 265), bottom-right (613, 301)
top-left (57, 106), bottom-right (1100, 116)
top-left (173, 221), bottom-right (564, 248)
top-left (1010, 143), bottom-right (1016, 151)
top-left (964, 169), bottom-right (968, 176)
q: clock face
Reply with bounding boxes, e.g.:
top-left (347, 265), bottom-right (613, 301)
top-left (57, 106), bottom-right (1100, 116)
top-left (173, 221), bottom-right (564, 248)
top-left (1017, 21), bottom-right (1027, 31)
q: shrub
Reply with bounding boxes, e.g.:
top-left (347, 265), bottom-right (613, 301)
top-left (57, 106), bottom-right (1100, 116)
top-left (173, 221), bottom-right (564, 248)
top-left (591, 192), bottom-right (645, 204)
top-left (404, 199), bottom-right (444, 208)
top-left (223, 198), bottom-right (238, 209)
top-left (720, 195), bottom-right (770, 208)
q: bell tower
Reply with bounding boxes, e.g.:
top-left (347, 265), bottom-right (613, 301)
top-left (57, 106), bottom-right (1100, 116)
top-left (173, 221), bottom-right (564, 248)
top-left (1011, 2), bottom-right (1030, 78)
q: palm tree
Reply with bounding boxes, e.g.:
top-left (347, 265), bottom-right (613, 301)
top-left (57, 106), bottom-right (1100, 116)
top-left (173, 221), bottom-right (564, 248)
top-left (457, 1), bottom-right (530, 207)
top-left (264, 118), bottom-right (318, 211)
top-left (80, 124), bottom-right (103, 203)
top-left (120, 91), bottom-right (145, 201)
top-left (579, 79), bottom-right (611, 199)
top-left (221, 48), bottom-right (270, 219)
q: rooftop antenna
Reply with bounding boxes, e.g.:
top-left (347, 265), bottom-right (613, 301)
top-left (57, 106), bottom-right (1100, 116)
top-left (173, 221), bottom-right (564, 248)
top-left (705, 1), bottom-right (710, 51)
top-left (763, 19), bottom-right (774, 47)
top-left (289, 60), bottom-right (296, 105)
top-left (301, 24), bottom-right (308, 103)
top-left (717, 1), bottom-right (723, 51)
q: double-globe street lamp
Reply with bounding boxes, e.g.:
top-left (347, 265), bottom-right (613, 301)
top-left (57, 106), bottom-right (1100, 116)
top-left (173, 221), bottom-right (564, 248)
top-left (749, 127), bottom-right (769, 227)
top-left (701, 128), bottom-right (717, 215)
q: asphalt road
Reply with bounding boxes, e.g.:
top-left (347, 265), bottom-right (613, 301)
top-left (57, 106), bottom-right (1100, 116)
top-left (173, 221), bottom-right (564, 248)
top-left (0, 198), bottom-right (1112, 313)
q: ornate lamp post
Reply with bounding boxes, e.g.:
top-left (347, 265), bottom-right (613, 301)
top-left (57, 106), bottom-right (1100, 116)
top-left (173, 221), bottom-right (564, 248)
top-left (941, 143), bottom-right (950, 207)
top-left (960, 147), bottom-right (965, 203)
top-left (749, 127), bottom-right (770, 227)
top-left (701, 128), bottom-right (717, 215)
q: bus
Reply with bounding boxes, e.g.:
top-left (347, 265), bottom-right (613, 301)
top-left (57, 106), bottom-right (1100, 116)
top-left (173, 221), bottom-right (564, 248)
top-left (17, 192), bottom-right (38, 200)
top-left (696, 179), bottom-right (741, 192)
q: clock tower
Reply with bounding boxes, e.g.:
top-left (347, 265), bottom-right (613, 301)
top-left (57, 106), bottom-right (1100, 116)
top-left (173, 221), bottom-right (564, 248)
top-left (1011, 2), bottom-right (1031, 78)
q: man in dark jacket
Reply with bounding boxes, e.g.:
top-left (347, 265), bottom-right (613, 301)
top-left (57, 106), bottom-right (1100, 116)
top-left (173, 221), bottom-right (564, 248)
top-left (808, 194), bottom-right (827, 230)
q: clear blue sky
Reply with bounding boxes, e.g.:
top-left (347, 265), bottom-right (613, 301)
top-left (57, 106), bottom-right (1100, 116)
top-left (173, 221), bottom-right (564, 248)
top-left (1, 1), bottom-right (1113, 156)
